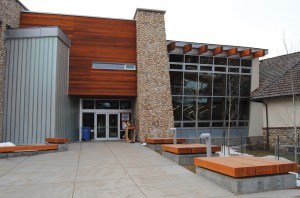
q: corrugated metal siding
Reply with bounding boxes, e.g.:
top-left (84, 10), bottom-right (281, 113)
top-left (54, 39), bottom-right (79, 141)
top-left (4, 36), bottom-right (79, 143)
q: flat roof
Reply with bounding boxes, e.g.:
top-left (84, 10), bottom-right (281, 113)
top-left (5, 26), bottom-right (71, 47)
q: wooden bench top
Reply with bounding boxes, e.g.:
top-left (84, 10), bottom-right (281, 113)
top-left (161, 144), bottom-right (221, 154)
top-left (194, 156), bottom-right (298, 178)
top-left (145, 138), bottom-right (186, 144)
top-left (0, 144), bottom-right (58, 153)
top-left (45, 138), bottom-right (68, 144)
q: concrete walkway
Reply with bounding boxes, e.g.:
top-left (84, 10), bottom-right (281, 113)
top-left (0, 141), bottom-right (299, 198)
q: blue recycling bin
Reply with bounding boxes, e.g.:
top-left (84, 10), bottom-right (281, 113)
top-left (82, 127), bottom-right (91, 141)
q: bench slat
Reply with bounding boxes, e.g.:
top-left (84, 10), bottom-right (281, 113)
top-left (161, 144), bottom-right (221, 154)
top-left (45, 138), bottom-right (68, 144)
top-left (239, 156), bottom-right (298, 173)
top-left (195, 156), bottom-right (298, 178)
top-left (195, 157), bottom-right (256, 177)
top-left (221, 156), bottom-right (279, 175)
top-left (0, 144), bottom-right (58, 153)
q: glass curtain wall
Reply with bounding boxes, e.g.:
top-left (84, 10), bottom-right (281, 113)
top-left (169, 53), bottom-right (252, 138)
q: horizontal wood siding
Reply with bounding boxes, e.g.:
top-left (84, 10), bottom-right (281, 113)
top-left (20, 12), bottom-right (137, 96)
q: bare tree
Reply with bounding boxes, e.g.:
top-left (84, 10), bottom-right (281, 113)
top-left (226, 74), bottom-right (240, 154)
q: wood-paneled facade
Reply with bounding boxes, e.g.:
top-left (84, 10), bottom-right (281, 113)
top-left (20, 12), bottom-right (137, 97)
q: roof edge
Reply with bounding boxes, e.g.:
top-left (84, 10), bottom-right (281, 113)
top-left (134, 8), bottom-right (166, 19)
top-left (16, 0), bottom-right (29, 11)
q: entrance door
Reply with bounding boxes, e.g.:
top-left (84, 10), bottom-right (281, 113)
top-left (95, 113), bottom-right (119, 140)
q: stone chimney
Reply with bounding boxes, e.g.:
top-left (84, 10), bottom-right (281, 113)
top-left (134, 8), bottom-right (174, 142)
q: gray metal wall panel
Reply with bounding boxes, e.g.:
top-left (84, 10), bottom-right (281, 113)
top-left (4, 37), bottom-right (57, 143)
top-left (54, 39), bottom-right (79, 141)
top-left (4, 28), bottom-right (78, 144)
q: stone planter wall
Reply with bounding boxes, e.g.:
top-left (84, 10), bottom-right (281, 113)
top-left (134, 9), bottom-right (174, 142)
top-left (263, 127), bottom-right (300, 149)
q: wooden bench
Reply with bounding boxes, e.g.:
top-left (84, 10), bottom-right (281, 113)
top-left (194, 156), bottom-right (298, 194)
top-left (145, 138), bottom-right (186, 144)
top-left (161, 144), bottom-right (221, 155)
top-left (45, 138), bottom-right (68, 144)
top-left (194, 156), bottom-right (298, 178)
top-left (0, 144), bottom-right (58, 153)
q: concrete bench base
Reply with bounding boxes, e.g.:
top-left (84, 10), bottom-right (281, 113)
top-left (162, 151), bottom-right (219, 166)
top-left (146, 143), bottom-right (163, 151)
top-left (196, 167), bottom-right (297, 195)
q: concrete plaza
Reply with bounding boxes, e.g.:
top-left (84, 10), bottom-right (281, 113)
top-left (0, 141), bottom-right (299, 198)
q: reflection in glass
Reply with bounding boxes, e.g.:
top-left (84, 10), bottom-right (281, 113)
top-left (228, 58), bottom-right (240, 66)
top-left (198, 97), bottom-right (211, 120)
top-left (185, 65), bottom-right (198, 70)
top-left (241, 59), bottom-right (252, 67)
top-left (184, 72), bottom-right (198, 95)
top-left (97, 114), bottom-right (106, 138)
top-left (169, 54), bottom-right (184, 62)
top-left (200, 56), bottom-right (213, 64)
top-left (200, 66), bottom-right (212, 71)
top-left (214, 57), bottom-right (227, 65)
top-left (212, 97), bottom-right (225, 120)
top-left (170, 71), bottom-right (183, 95)
top-left (185, 55), bottom-right (199, 63)
top-left (240, 75), bottom-right (251, 96)
top-left (226, 97), bottom-right (239, 120)
top-left (172, 96), bottom-right (182, 121)
top-left (213, 74), bottom-right (226, 96)
top-left (170, 64), bottom-right (183, 70)
top-left (96, 100), bottom-right (119, 109)
top-left (227, 74), bottom-right (239, 96)
top-left (199, 73), bottom-right (212, 95)
top-left (183, 97), bottom-right (196, 121)
top-left (239, 98), bottom-right (250, 120)
top-left (120, 100), bottom-right (131, 109)
top-left (109, 114), bottom-right (118, 138)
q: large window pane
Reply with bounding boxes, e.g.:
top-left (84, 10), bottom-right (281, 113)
top-left (239, 98), bottom-right (249, 120)
top-left (169, 54), bottom-right (184, 62)
top-left (96, 100), bottom-right (119, 109)
top-left (241, 59), bottom-right (252, 67)
top-left (200, 56), bottom-right (213, 64)
top-left (120, 100), bottom-right (131, 109)
top-left (240, 75), bottom-right (251, 96)
top-left (198, 97), bottom-right (211, 120)
top-left (185, 55), bottom-right (199, 63)
top-left (82, 100), bottom-right (94, 109)
top-left (212, 97), bottom-right (225, 120)
top-left (170, 71), bottom-right (183, 95)
top-left (199, 73), bottom-right (212, 96)
top-left (184, 72), bottom-right (198, 96)
top-left (227, 74), bottom-right (239, 96)
top-left (213, 74), bottom-right (226, 96)
top-left (183, 97), bottom-right (196, 121)
top-left (225, 97), bottom-right (239, 120)
top-left (172, 96), bottom-right (182, 121)
top-left (214, 57), bottom-right (227, 65)
top-left (228, 58), bottom-right (240, 66)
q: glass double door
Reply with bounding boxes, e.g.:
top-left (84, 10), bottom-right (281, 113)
top-left (95, 113), bottom-right (119, 140)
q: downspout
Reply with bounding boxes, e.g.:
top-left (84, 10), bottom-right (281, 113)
top-left (262, 101), bottom-right (269, 149)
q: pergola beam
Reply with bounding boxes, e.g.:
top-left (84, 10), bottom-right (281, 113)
top-left (183, 44), bottom-right (192, 53)
top-left (240, 49), bottom-right (251, 58)
top-left (227, 47), bottom-right (238, 57)
top-left (167, 42), bottom-right (176, 52)
top-left (198, 45), bottom-right (208, 55)
top-left (253, 50), bottom-right (265, 58)
top-left (213, 46), bottom-right (223, 56)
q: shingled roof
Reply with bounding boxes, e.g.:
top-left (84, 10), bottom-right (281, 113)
top-left (251, 52), bottom-right (300, 101)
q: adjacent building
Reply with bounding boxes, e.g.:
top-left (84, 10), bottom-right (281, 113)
top-left (251, 52), bottom-right (300, 148)
top-left (1, 1), bottom-right (269, 144)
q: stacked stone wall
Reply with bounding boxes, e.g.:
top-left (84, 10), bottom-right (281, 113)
top-left (263, 127), bottom-right (300, 149)
top-left (134, 9), bottom-right (174, 142)
top-left (0, 0), bottom-right (25, 142)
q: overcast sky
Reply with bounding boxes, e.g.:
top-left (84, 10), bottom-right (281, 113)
top-left (20, 0), bottom-right (300, 59)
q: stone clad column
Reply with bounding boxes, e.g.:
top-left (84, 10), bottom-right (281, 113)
top-left (134, 8), bottom-right (174, 142)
